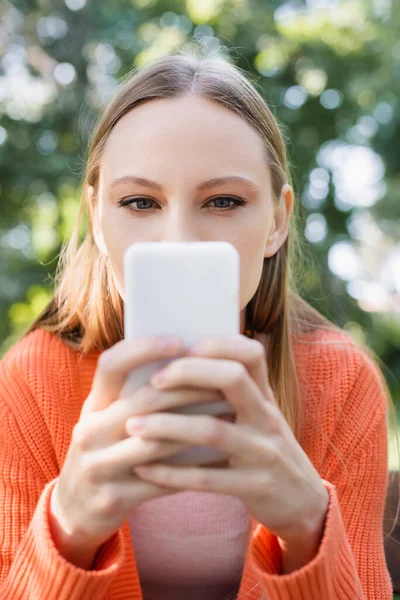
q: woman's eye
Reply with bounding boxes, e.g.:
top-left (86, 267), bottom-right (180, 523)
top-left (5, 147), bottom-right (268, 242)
top-left (119, 197), bottom-right (156, 211)
top-left (210, 197), bottom-right (245, 210)
top-left (117, 196), bottom-right (246, 212)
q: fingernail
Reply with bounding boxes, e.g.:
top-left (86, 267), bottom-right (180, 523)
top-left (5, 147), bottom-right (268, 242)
top-left (126, 417), bottom-right (147, 433)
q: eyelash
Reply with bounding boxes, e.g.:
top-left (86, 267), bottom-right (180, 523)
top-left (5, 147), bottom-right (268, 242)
top-left (117, 196), bottom-right (247, 213)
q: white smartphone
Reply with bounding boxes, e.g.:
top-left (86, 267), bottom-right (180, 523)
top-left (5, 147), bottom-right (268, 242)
top-left (121, 241), bottom-right (240, 467)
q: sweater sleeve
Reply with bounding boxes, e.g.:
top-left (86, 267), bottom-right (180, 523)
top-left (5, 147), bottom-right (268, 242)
top-left (0, 373), bottom-right (125, 600)
top-left (247, 357), bottom-right (394, 600)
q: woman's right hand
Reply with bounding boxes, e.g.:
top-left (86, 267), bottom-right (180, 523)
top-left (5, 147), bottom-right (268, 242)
top-left (49, 336), bottom-right (222, 568)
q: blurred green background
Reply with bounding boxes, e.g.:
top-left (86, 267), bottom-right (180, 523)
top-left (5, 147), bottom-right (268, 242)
top-left (1, 0), bottom-right (400, 594)
top-left (1, 0), bottom-right (399, 461)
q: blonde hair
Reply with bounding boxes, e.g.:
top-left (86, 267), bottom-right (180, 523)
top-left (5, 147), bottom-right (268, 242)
top-left (24, 41), bottom-right (399, 539)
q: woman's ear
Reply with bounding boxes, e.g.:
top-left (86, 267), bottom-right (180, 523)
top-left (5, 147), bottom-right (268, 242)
top-left (264, 184), bottom-right (294, 258)
top-left (88, 185), bottom-right (108, 257)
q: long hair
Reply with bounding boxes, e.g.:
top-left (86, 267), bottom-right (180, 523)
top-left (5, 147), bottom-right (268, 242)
top-left (24, 43), bottom-right (399, 522)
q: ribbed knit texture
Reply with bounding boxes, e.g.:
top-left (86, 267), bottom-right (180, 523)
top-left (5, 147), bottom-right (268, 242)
top-left (128, 488), bottom-right (250, 599)
top-left (0, 327), bottom-right (393, 600)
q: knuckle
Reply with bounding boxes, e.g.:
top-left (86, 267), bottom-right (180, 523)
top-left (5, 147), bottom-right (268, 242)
top-left (196, 469), bottom-right (212, 489)
top-left (251, 340), bottom-right (266, 363)
top-left (131, 435), bottom-right (173, 464)
top-left (110, 397), bottom-right (131, 422)
top-left (266, 437), bottom-right (283, 465)
top-left (72, 421), bottom-right (92, 451)
top-left (230, 363), bottom-right (247, 387)
top-left (266, 443), bottom-right (279, 464)
top-left (203, 417), bottom-right (222, 445)
top-left (142, 438), bottom-right (163, 458)
top-left (97, 349), bottom-right (114, 373)
top-left (80, 452), bottom-right (104, 483)
top-left (81, 454), bottom-right (99, 481)
top-left (254, 472), bottom-right (273, 501)
top-left (96, 486), bottom-right (121, 517)
top-left (264, 404), bottom-right (281, 432)
top-left (267, 419), bottom-right (280, 437)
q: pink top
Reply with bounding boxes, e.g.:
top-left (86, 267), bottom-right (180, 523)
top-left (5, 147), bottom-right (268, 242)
top-left (129, 490), bottom-right (251, 599)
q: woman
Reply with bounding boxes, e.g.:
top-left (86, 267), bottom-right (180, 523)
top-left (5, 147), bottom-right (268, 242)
top-left (0, 42), bottom-right (396, 600)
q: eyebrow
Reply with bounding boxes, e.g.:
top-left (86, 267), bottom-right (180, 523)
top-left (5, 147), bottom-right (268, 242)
top-left (108, 175), bottom-right (260, 193)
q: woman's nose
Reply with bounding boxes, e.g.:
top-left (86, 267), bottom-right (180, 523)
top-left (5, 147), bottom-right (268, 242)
top-left (159, 213), bottom-right (202, 244)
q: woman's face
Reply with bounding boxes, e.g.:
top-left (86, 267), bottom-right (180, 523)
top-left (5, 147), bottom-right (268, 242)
top-left (89, 94), bottom-right (293, 335)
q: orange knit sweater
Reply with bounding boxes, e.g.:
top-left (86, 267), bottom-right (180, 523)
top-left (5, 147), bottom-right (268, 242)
top-left (0, 327), bottom-right (393, 600)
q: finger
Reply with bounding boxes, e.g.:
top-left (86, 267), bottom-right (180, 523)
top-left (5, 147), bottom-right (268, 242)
top-left (127, 412), bottom-right (272, 465)
top-left (88, 435), bottom-right (192, 481)
top-left (151, 358), bottom-right (271, 426)
top-left (133, 463), bottom-right (271, 499)
top-left (186, 335), bottom-right (270, 398)
top-left (82, 387), bottom-right (226, 450)
top-left (132, 386), bottom-right (225, 416)
top-left (98, 478), bottom-right (178, 511)
top-left (81, 336), bottom-right (185, 415)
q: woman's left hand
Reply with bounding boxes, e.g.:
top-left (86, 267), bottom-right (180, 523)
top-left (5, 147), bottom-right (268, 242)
top-left (129, 334), bottom-right (329, 552)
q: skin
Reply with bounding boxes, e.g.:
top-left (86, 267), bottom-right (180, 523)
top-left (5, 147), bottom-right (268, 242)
top-left (88, 94), bottom-right (293, 337)
top-left (87, 94), bottom-right (330, 576)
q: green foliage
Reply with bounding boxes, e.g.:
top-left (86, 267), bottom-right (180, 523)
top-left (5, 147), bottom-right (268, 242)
top-left (1, 0), bottom-right (399, 413)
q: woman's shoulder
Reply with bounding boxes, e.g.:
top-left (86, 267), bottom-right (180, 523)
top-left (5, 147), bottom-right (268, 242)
top-left (292, 326), bottom-right (389, 425)
top-left (292, 326), bottom-right (380, 380)
top-left (0, 328), bottom-right (76, 379)
top-left (0, 328), bottom-right (96, 420)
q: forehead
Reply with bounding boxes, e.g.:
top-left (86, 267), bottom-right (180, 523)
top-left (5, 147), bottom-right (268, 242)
top-left (100, 95), bottom-right (270, 187)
